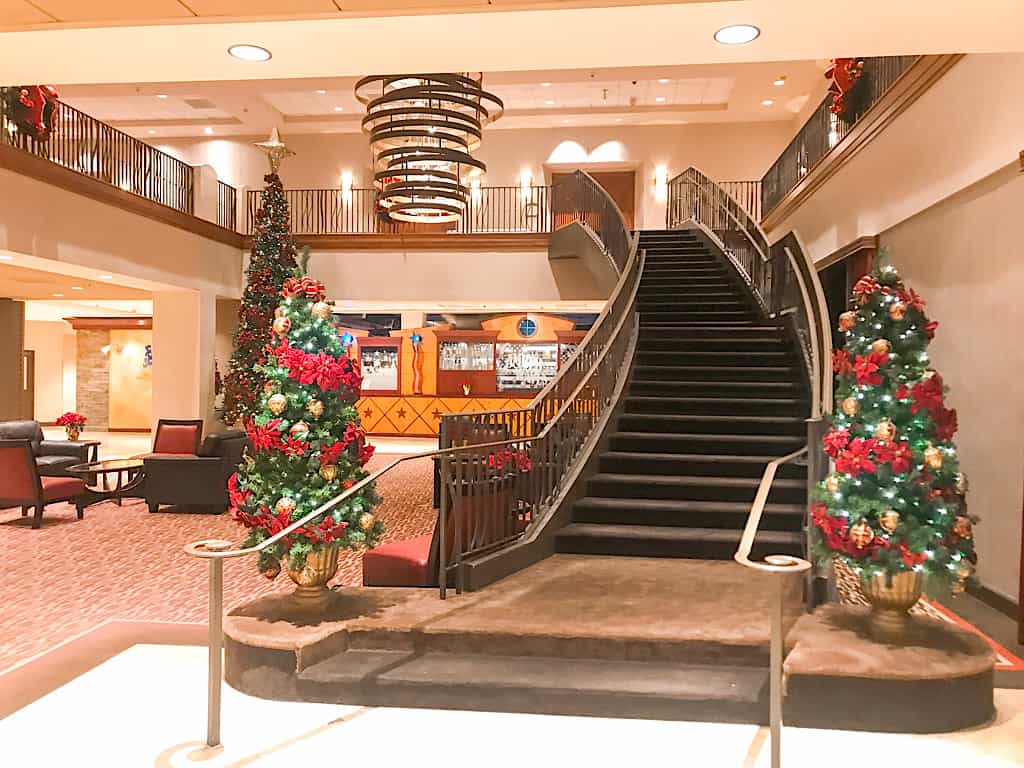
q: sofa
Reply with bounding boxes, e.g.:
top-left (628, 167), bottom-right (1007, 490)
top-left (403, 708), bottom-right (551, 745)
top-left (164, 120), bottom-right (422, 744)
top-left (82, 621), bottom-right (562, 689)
top-left (0, 420), bottom-right (96, 477)
top-left (144, 430), bottom-right (251, 513)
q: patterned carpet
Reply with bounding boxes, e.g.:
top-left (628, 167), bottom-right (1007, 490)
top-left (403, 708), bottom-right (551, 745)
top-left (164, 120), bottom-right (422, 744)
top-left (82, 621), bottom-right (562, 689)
top-left (0, 454), bottom-right (435, 673)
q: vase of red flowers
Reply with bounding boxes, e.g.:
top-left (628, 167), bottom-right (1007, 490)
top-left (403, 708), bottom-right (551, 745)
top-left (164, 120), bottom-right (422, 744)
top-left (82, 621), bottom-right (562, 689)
top-left (56, 412), bottom-right (87, 441)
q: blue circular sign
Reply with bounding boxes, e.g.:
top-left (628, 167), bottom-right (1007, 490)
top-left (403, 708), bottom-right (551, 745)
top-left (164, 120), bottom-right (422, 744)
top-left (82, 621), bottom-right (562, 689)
top-left (517, 317), bottom-right (537, 338)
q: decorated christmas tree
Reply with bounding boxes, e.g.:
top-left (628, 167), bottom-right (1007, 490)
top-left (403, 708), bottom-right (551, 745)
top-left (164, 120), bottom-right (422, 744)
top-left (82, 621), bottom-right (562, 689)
top-left (227, 274), bottom-right (383, 578)
top-left (812, 262), bottom-right (976, 596)
top-left (221, 172), bottom-right (298, 424)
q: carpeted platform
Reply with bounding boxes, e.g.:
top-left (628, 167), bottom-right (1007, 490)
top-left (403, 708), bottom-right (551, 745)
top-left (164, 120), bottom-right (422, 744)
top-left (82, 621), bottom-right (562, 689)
top-left (0, 454), bottom-right (435, 673)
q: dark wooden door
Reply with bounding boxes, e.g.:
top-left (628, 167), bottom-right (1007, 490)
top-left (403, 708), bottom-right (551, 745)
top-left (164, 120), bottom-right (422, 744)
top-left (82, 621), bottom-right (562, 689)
top-left (552, 170), bottom-right (636, 229)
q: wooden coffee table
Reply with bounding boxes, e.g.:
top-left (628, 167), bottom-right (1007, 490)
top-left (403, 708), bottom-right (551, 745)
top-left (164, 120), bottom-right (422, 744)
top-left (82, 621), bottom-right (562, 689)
top-left (68, 458), bottom-right (146, 508)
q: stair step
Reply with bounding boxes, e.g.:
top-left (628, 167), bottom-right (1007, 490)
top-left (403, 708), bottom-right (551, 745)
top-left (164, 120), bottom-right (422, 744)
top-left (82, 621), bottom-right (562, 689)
top-left (640, 312), bottom-right (758, 323)
top-left (629, 379), bottom-right (802, 397)
top-left (555, 523), bottom-right (803, 560)
top-left (633, 364), bottom-right (797, 382)
top-left (609, 431), bottom-right (805, 456)
top-left (586, 472), bottom-right (806, 503)
top-left (598, 450), bottom-right (807, 478)
top-left (617, 413), bottom-right (806, 436)
top-left (635, 351), bottom-right (791, 367)
top-left (624, 395), bottom-right (806, 416)
top-left (299, 650), bottom-right (768, 723)
top-left (573, 495), bottom-right (806, 530)
top-left (636, 338), bottom-right (784, 352)
top-left (638, 325), bottom-right (782, 336)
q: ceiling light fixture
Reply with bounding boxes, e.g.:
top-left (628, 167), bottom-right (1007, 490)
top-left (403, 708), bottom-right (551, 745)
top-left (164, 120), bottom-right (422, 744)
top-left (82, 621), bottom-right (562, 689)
top-left (615, 117), bottom-right (624, 122)
top-left (562, 119), bottom-right (569, 124)
top-left (148, 130), bottom-right (156, 135)
top-left (655, 96), bottom-right (666, 103)
top-left (714, 24), bottom-right (761, 45)
top-left (761, 99), bottom-right (774, 106)
top-left (228, 44), bottom-right (272, 62)
top-left (0, 254), bottom-right (13, 262)
top-left (540, 82), bottom-right (552, 87)
top-left (658, 78), bottom-right (670, 84)
top-left (544, 99), bottom-right (555, 105)
top-left (204, 127), bottom-right (214, 135)
top-left (315, 89), bottom-right (327, 95)
top-left (99, 274), bottom-right (113, 280)
top-left (156, 94), bottom-right (168, 99)
top-left (52, 293), bottom-right (64, 298)
top-left (333, 106), bottom-right (344, 112)
top-left (71, 286), bottom-right (84, 291)
top-left (773, 77), bottom-right (786, 86)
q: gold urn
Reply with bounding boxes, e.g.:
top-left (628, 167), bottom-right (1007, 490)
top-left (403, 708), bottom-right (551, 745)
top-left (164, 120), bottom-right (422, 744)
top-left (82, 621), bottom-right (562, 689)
top-left (861, 571), bottom-right (923, 643)
top-left (286, 544), bottom-right (341, 610)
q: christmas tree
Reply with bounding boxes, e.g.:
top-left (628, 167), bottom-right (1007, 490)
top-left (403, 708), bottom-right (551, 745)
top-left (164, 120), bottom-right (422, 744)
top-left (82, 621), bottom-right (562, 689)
top-left (221, 172), bottom-right (298, 425)
top-left (227, 274), bottom-right (383, 576)
top-left (811, 263), bottom-right (976, 595)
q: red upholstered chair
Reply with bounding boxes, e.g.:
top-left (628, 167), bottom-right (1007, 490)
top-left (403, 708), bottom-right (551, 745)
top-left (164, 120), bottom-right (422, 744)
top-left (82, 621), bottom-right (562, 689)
top-left (0, 439), bottom-right (86, 529)
top-left (152, 419), bottom-right (203, 455)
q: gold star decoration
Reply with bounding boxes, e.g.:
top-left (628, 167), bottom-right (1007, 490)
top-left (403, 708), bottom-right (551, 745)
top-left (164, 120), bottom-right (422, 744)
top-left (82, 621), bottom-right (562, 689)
top-left (254, 127), bottom-right (295, 174)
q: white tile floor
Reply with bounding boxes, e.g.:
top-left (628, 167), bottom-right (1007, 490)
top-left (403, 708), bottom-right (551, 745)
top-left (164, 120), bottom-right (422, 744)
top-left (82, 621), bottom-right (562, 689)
top-left (3, 644), bottom-right (1023, 768)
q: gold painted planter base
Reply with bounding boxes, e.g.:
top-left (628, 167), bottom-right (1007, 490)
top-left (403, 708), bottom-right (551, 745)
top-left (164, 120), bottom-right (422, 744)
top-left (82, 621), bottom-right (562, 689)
top-left (862, 571), bottom-right (923, 644)
top-left (286, 545), bottom-right (340, 611)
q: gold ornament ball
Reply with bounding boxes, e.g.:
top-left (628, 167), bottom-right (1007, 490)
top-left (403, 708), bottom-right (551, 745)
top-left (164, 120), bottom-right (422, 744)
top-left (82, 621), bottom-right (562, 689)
top-left (824, 475), bottom-right (841, 494)
top-left (274, 497), bottom-right (296, 517)
top-left (319, 463), bottom-right (338, 482)
top-left (953, 515), bottom-right (973, 540)
top-left (871, 338), bottom-right (891, 355)
top-left (267, 393), bottom-right (287, 415)
top-left (879, 509), bottom-right (900, 534)
top-left (274, 307), bottom-right (285, 318)
top-left (889, 302), bottom-right (907, 321)
top-left (311, 301), bottom-right (332, 320)
top-left (849, 521), bottom-right (873, 548)
top-left (839, 311), bottom-right (857, 331)
top-left (924, 444), bottom-right (943, 470)
top-left (289, 420), bottom-right (310, 439)
top-left (263, 380), bottom-right (277, 396)
top-left (306, 399), bottom-right (325, 419)
top-left (272, 316), bottom-right (291, 335)
top-left (358, 512), bottom-right (376, 532)
top-left (874, 419), bottom-right (897, 443)
top-left (841, 397), bottom-right (860, 417)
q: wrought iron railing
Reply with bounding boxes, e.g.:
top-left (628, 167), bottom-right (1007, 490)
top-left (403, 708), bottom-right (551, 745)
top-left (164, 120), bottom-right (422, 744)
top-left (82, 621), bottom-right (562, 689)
top-left (760, 56), bottom-right (919, 215)
top-left (720, 180), bottom-right (762, 223)
top-left (246, 186), bottom-right (552, 236)
top-left (551, 170), bottom-right (633, 273)
top-left (0, 97), bottom-right (194, 215)
top-left (216, 180), bottom-right (237, 230)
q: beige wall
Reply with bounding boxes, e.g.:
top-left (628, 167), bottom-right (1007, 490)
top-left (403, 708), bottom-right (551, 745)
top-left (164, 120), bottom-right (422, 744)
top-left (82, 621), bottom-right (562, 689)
top-left (881, 165), bottom-right (1024, 601)
top-left (161, 121), bottom-right (795, 231)
top-left (24, 320), bottom-right (74, 422)
top-left (108, 329), bottom-right (153, 430)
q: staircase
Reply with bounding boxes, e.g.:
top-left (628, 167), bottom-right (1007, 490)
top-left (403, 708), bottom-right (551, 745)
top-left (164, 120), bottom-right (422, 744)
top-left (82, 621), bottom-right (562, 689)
top-left (556, 228), bottom-right (808, 560)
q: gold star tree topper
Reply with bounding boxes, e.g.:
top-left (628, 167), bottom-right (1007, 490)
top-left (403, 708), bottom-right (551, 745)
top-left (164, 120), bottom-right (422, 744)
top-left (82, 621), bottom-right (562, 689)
top-left (254, 127), bottom-right (295, 173)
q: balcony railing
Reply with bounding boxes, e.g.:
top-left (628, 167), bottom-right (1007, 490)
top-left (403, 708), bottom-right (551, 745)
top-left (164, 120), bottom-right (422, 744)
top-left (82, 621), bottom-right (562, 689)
top-left (216, 180), bottom-right (237, 231)
top-left (760, 56), bottom-right (919, 216)
top-left (720, 180), bottom-right (762, 223)
top-left (245, 186), bottom-right (552, 236)
top-left (1, 96), bottom-right (194, 215)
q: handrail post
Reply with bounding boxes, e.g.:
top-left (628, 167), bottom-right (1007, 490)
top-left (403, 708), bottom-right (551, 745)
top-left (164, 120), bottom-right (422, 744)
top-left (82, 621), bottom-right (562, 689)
top-left (203, 539), bottom-right (233, 748)
top-left (770, 573), bottom-right (784, 768)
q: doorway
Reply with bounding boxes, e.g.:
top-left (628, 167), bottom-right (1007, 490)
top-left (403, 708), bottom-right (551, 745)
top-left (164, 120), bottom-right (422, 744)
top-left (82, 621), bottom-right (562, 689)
top-left (552, 170), bottom-right (636, 229)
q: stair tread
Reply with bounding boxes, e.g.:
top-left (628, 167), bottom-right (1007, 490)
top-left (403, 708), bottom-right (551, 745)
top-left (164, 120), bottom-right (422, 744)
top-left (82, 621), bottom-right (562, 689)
top-left (600, 450), bottom-right (804, 465)
top-left (621, 412), bottom-right (803, 423)
top-left (558, 522), bottom-right (802, 545)
top-left (575, 495), bottom-right (805, 514)
top-left (612, 431), bottom-right (804, 443)
top-left (591, 472), bottom-right (806, 489)
top-left (625, 395), bottom-right (803, 405)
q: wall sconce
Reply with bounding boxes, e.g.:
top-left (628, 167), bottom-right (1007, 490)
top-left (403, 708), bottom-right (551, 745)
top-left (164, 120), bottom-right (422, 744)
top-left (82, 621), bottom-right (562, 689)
top-left (470, 177), bottom-right (482, 205)
top-left (654, 165), bottom-right (668, 201)
top-left (519, 168), bottom-right (533, 199)
top-left (340, 170), bottom-right (353, 203)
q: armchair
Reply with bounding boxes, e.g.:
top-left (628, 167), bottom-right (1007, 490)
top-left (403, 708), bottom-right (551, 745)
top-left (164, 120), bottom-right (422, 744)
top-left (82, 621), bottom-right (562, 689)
top-left (0, 439), bottom-right (86, 528)
top-left (0, 420), bottom-right (97, 476)
top-left (144, 431), bottom-right (250, 513)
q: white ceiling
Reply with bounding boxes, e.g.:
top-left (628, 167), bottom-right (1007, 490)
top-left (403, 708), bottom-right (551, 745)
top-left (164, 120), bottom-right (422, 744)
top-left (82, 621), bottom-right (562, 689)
top-left (57, 61), bottom-right (825, 138)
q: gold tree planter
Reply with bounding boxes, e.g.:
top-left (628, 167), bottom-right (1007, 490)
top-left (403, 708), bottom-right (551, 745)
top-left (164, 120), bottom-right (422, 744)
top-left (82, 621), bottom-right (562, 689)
top-left (287, 544), bottom-right (340, 610)
top-left (862, 571), bottom-right (923, 643)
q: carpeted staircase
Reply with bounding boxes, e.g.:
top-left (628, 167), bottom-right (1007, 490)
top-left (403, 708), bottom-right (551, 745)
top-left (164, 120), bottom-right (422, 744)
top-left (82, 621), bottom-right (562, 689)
top-left (556, 228), bottom-right (808, 561)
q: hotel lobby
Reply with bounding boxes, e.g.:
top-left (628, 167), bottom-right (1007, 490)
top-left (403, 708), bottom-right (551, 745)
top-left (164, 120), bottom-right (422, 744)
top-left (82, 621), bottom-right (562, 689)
top-left (1, 2), bottom-right (1023, 766)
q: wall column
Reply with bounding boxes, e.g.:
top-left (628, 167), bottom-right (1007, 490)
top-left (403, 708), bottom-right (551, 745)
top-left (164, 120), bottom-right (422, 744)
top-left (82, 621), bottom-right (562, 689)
top-left (401, 311), bottom-right (426, 330)
top-left (192, 165), bottom-right (220, 224)
top-left (0, 299), bottom-right (25, 420)
top-left (152, 290), bottom-right (217, 432)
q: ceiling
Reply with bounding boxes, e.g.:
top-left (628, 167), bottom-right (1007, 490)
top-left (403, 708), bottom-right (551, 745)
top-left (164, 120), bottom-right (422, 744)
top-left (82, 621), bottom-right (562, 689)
top-left (0, 1), bottom-right (1019, 87)
top-left (58, 61), bottom-right (826, 137)
top-left (0, 262), bottom-right (150, 301)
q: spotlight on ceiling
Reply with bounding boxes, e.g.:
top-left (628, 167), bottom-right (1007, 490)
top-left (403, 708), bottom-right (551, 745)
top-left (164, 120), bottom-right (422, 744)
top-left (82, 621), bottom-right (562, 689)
top-left (773, 76), bottom-right (786, 86)
top-left (156, 94), bottom-right (168, 99)
top-left (761, 99), bottom-right (774, 106)
top-left (228, 44), bottom-right (272, 62)
top-left (713, 24), bottom-right (760, 45)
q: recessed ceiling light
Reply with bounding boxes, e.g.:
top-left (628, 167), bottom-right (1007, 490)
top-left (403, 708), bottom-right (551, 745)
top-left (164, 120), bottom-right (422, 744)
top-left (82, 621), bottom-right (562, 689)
top-left (204, 127), bottom-right (214, 135)
top-left (761, 99), bottom-right (774, 106)
top-left (52, 293), bottom-right (64, 298)
top-left (773, 77), bottom-right (786, 87)
top-left (544, 99), bottom-right (555, 105)
top-left (315, 89), bottom-right (327, 95)
top-left (148, 130), bottom-right (156, 135)
top-left (71, 286), bottom-right (84, 291)
top-left (714, 24), bottom-right (761, 45)
top-left (156, 94), bottom-right (168, 99)
top-left (0, 255), bottom-right (13, 262)
top-left (655, 96), bottom-right (666, 103)
top-left (562, 119), bottom-right (569, 124)
top-left (333, 106), bottom-right (344, 112)
top-left (657, 78), bottom-right (670, 84)
top-left (228, 44), bottom-right (272, 62)
top-left (540, 82), bottom-right (552, 87)
top-left (99, 275), bottom-right (113, 280)
top-left (615, 117), bottom-right (624, 122)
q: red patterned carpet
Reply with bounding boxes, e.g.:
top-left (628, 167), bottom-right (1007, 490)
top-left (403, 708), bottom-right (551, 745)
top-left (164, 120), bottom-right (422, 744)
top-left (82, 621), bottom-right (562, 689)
top-left (0, 454), bottom-right (435, 673)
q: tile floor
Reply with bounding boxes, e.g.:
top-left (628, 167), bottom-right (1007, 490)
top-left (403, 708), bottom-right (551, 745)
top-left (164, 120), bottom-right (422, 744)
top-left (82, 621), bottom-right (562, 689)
top-left (2, 643), bottom-right (1023, 767)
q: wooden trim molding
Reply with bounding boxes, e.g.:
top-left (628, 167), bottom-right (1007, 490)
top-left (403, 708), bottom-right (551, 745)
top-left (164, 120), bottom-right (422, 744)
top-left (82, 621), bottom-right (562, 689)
top-left (283, 232), bottom-right (550, 251)
top-left (815, 235), bottom-right (880, 271)
top-left (65, 316), bottom-right (152, 330)
top-left (762, 54), bottom-right (965, 232)
top-left (0, 144), bottom-right (245, 249)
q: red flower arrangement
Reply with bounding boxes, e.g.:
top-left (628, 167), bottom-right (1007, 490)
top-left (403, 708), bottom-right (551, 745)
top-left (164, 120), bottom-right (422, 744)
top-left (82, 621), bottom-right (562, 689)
top-left (281, 276), bottom-right (326, 303)
top-left (488, 449), bottom-right (532, 473)
top-left (56, 412), bottom-right (87, 427)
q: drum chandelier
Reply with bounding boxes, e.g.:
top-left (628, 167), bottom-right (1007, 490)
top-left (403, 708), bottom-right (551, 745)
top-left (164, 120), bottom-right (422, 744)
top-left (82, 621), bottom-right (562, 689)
top-left (355, 73), bottom-right (503, 223)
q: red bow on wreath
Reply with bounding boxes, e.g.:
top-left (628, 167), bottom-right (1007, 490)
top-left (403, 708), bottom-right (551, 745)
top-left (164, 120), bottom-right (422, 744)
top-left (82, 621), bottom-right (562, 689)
top-left (281, 276), bottom-right (326, 303)
top-left (5, 85), bottom-right (59, 141)
top-left (825, 58), bottom-right (865, 121)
